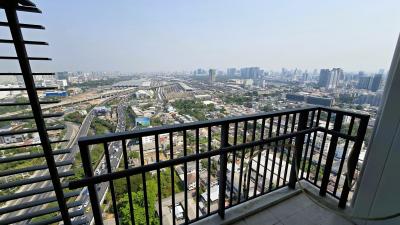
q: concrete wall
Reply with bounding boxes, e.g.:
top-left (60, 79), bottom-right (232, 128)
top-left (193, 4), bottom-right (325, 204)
top-left (352, 35), bottom-right (400, 225)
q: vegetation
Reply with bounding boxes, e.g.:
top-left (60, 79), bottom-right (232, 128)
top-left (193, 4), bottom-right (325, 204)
top-left (67, 144), bottom-right (104, 182)
top-left (223, 94), bottom-right (251, 105)
top-left (172, 99), bottom-right (215, 121)
top-left (261, 104), bottom-right (274, 112)
top-left (29, 202), bottom-right (58, 223)
top-left (119, 180), bottom-right (159, 225)
top-left (128, 151), bottom-right (139, 159)
top-left (70, 77), bottom-right (130, 90)
top-left (114, 166), bottom-right (184, 224)
top-left (64, 111), bottom-right (85, 124)
top-left (126, 106), bottom-right (136, 130)
top-left (90, 117), bottom-right (115, 135)
top-left (0, 96), bottom-right (29, 115)
top-left (150, 117), bottom-right (163, 127)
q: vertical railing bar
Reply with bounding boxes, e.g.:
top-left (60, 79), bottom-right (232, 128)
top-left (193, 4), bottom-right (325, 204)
top-left (138, 138), bottom-right (150, 225)
top-left (169, 132), bottom-right (176, 225)
top-left (195, 128), bottom-right (200, 219)
top-left (288, 111), bottom-right (309, 188)
top-left (306, 109), bottom-right (321, 180)
top-left (103, 142), bottom-right (120, 225)
top-left (253, 118), bottom-right (265, 197)
top-left (314, 111), bottom-right (332, 185)
top-left (155, 135), bottom-right (163, 225)
top-left (79, 143), bottom-right (103, 225)
top-left (261, 117), bottom-right (273, 193)
top-left (283, 113), bottom-right (297, 185)
top-left (183, 130), bottom-right (189, 224)
top-left (207, 126), bottom-right (211, 215)
top-left (268, 116), bottom-right (281, 191)
top-left (122, 139), bottom-right (135, 225)
top-left (229, 122), bottom-right (238, 206)
top-left (276, 114), bottom-right (289, 187)
top-left (333, 116), bottom-right (355, 196)
top-left (301, 110), bottom-right (315, 178)
top-left (218, 122), bottom-right (229, 219)
top-left (245, 119), bottom-right (257, 199)
top-left (320, 112), bottom-right (344, 196)
top-left (339, 116), bottom-right (369, 208)
top-left (237, 121), bottom-right (247, 203)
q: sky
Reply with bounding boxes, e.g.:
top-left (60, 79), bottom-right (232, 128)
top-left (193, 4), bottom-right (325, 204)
top-left (2, 0), bottom-right (400, 73)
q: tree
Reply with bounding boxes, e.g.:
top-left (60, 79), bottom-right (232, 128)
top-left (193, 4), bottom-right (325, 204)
top-left (129, 151), bottom-right (140, 159)
top-left (120, 180), bottom-right (159, 225)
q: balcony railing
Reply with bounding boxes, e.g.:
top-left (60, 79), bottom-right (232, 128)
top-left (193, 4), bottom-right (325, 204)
top-left (69, 106), bottom-right (369, 225)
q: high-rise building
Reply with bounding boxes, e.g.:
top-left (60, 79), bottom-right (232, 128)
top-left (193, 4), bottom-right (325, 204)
top-left (227, 68), bottom-right (237, 76)
top-left (370, 74), bottom-right (383, 92)
top-left (318, 69), bottom-right (338, 89)
top-left (209, 69), bottom-right (216, 84)
top-left (357, 76), bottom-right (373, 90)
top-left (332, 68), bottom-right (344, 85)
top-left (240, 67), bottom-right (261, 79)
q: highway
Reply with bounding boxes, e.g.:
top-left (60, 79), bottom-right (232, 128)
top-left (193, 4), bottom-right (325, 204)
top-left (0, 93), bottom-right (130, 224)
top-left (74, 100), bottom-right (128, 224)
top-left (0, 110), bottom-right (96, 224)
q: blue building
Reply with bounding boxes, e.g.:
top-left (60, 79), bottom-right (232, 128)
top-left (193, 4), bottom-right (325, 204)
top-left (44, 91), bottom-right (68, 97)
top-left (135, 117), bottom-right (150, 127)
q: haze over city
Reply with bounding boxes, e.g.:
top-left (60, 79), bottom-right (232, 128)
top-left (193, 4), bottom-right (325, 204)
top-left (3, 0), bottom-right (399, 73)
top-left (1, 1), bottom-right (400, 225)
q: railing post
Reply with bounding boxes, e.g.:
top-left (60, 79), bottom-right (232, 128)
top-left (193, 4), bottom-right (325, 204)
top-left (218, 123), bottom-right (229, 219)
top-left (320, 113), bottom-right (343, 196)
top-left (288, 111), bottom-right (309, 189)
top-left (339, 116), bottom-right (369, 208)
top-left (79, 143), bottom-right (104, 225)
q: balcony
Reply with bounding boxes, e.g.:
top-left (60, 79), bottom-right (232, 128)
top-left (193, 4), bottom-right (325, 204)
top-left (69, 106), bottom-right (369, 225)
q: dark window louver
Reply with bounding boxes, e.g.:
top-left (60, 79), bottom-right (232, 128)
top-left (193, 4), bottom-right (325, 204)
top-left (0, 1), bottom-right (83, 224)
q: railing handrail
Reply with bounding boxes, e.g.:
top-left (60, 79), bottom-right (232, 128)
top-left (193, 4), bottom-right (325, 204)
top-left (69, 127), bottom-right (318, 189)
top-left (69, 106), bottom-right (370, 225)
top-left (77, 106), bottom-right (368, 145)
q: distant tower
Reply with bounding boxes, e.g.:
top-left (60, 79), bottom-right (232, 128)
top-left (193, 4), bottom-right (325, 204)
top-left (370, 74), bottom-right (383, 92)
top-left (318, 68), bottom-right (342, 89)
top-left (357, 76), bottom-right (372, 90)
top-left (227, 68), bottom-right (236, 76)
top-left (209, 69), bottom-right (216, 84)
top-left (318, 69), bottom-right (334, 88)
top-left (332, 68), bottom-right (344, 84)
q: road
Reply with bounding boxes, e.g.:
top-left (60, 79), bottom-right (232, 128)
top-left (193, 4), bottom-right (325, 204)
top-left (0, 94), bottom-right (128, 224)
top-left (74, 100), bottom-right (128, 224)
top-left (0, 111), bottom-right (96, 224)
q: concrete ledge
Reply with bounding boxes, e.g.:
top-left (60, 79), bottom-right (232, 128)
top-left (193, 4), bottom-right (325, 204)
top-left (192, 187), bottom-right (302, 225)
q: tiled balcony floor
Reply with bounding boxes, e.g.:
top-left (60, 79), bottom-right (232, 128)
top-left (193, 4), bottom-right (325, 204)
top-left (232, 193), bottom-right (355, 225)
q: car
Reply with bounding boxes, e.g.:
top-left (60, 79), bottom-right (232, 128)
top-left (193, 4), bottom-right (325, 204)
top-left (77, 205), bottom-right (83, 211)
top-left (83, 201), bottom-right (89, 207)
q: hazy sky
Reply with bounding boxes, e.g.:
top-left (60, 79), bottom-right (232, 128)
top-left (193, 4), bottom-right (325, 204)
top-left (3, 0), bottom-right (400, 73)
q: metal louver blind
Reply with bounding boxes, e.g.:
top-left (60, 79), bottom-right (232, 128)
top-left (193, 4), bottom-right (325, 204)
top-left (0, 1), bottom-right (84, 224)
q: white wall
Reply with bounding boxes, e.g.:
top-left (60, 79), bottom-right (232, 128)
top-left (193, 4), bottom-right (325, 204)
top-left (352, 35), bottom-right (400, 225)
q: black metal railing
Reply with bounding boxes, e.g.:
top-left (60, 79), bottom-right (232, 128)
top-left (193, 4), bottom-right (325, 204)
top-left (69, 106), bottom-right (369, 225)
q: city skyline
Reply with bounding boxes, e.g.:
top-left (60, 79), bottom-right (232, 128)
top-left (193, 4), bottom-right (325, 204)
top-left (1, 0), bottom-right (399, 73)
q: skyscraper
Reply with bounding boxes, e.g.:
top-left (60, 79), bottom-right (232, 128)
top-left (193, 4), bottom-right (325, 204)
top-left (318, 69), bottom-right (338, 89)
top-left (209, 69), bottom-right (216, 84)
top-left (227, 68), bottom-right (237, 76)
top-left (370, 74), bottom-right (383, 92)
top-left (357, 76), bottom-right (373, 90)
top-left (332, 68), bottom-right (344, 85)
top-left (240, 67), bottom-right (261, 79)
